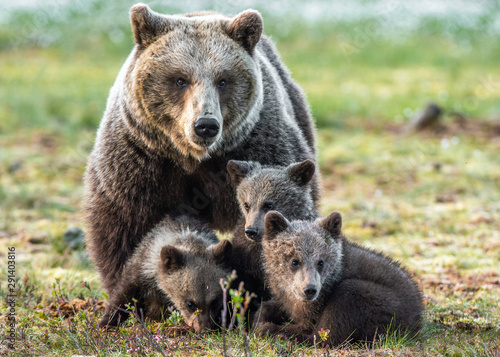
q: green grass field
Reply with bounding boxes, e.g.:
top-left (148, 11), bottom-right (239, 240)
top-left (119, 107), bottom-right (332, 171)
top-left (1, 2), bottom-right (499, 356)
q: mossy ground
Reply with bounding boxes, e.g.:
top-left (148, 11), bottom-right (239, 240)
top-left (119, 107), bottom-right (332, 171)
top-left (1, 3), bottom-right (499, 356)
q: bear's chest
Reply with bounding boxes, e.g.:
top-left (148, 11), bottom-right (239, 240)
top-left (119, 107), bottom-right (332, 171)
top-left (159, 158), bottom-right (241, 232)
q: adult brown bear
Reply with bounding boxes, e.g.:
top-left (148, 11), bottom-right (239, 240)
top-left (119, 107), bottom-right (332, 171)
top-left (83, 4), bottom-right (318, 293)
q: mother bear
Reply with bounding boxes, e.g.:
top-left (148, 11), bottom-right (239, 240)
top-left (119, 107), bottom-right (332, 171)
top-left (84, 3), bottom-right (319, 293)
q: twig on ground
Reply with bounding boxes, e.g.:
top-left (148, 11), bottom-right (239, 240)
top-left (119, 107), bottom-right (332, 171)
top-left (57, 304), bottom-right (84, 355)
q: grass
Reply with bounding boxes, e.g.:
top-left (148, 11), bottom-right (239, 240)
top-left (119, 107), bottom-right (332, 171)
top-left (1, 1), bottom-right (500, 356)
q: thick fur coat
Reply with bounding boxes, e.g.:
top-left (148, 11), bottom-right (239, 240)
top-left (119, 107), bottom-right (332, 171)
top-left (83, 4), bottom-right (318, 293)
top-left (100, 215), bottom-right (231, 332)
top-left (255, 211), bottom-right (424, 346)
top-left (226, 159), bottom-right (318, 300)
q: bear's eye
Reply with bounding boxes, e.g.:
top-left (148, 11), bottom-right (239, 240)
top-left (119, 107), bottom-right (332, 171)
top-left (291, 259), bottom-right (300, 269)
top-left (187, 301), bottom-right (197, 312)
top-left (263, 202), bottom-right (275, 212)
top-left (176, 78), bottom-right (188, 88)
top-left (243, 203), bottom-right (250, 212)
top-left (217, 79), bottom-right (227, 88)
top-left (317, 260), bottom-right (324, 269)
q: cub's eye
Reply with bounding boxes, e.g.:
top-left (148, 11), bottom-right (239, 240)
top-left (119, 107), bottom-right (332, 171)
top-left (243, 203), bottom-right (250, 212)
top-left (263, 202), bottom-right (275, 212)
top-left (176, 78), bottom-right (188, 88)
top-left (317, 260), bottom-right (324, 269)
top-left (187, 301), bottom-right (197, 312)
top-left (217, 79), bottom-right (227, 88)
top-left (291, 259), bottom-right (300, 269)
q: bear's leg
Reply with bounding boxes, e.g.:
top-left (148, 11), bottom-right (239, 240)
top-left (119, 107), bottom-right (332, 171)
top-left (255, 321), bottom-right (315, 344)
top-left (99, 282), bottom-right (144, 327)
top-left (252, 299), bottom-right (290, 328)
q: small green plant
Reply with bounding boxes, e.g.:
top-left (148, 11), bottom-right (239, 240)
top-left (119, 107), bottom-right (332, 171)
top-left (220, 270), bottom-right (257, 357)
top-left (166, 307), bottom-right (184, 327)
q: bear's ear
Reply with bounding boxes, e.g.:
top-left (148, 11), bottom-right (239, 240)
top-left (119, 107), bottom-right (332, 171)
top-left (287, 159), bottom-right (316, 186)
top-left (318, 211), bottom-right (342, 237)
top-left (226, 10), bottom-right (263, 54)
top-left (130, 3), bottom-right (171, 47)
top-left (160, 245), bottom-right (185, 273)
top-left (210, 240), bottom-right (232, 265)
top-left (264, 211), bottom-right (289, 240)
top-left (227, 160), bottom-right (252, 185)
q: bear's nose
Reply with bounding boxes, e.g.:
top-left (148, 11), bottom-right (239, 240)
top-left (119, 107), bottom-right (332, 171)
top-left (194, 118), bottom-right (220, 140)
top-left (245, 227), bottom-right (259, 240)
top-left (304, 285), bottom-right (317, 300)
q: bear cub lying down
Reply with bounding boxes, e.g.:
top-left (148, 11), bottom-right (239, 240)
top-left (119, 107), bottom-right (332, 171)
top-left (100, 215), bottom-right (231, 333)
top-left (254, 210), bottom-right (424, 345)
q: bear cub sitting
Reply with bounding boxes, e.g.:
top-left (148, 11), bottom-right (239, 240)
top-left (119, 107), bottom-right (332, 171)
top-left (255, 210), bottom-right (424, 346)
top-left (100, 215), bottom-right (231, 333)
top-left (226, 159), bottom-right (318, 300)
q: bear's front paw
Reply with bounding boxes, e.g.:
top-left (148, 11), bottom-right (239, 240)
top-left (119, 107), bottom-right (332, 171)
top-left (252, 300), bottom-right (288, 327)
top-left (99, 309), bottom-right (128, 328)
top-left (253, 322), bottom-right (283, 337)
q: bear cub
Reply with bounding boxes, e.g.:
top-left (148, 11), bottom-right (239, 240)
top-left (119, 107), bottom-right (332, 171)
top-left (226, 159), bottom-right (318, 300)
top-left (255, 210), bottom-right (424, 346)
top-left (100, 215), bottom-right (231, 333)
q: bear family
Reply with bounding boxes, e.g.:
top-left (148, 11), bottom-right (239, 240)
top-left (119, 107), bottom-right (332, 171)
top-left (254, 211), bottom-right (424, 345)
top-left (99, 215), bottom-right (232, 332)
top-left (83, 4), bottom-right (319, 295)
top-left (85, 3), bottom-right (423, 344)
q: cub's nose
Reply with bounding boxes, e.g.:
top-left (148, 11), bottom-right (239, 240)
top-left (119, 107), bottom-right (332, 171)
top-left (245, 227), bottom-right (259, 240)
top-left (194, 118), bottom-right (220, 140)
top-left (304, 285), bottom-right (317, 300)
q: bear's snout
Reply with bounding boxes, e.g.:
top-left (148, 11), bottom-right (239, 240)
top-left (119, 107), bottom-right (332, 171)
top-left (194, 118), bottom-right (220, 140)
top-left (295, 268), bottom-right (321, 301)
top-left (245, 227), bottom-right (259, 240)
top-left (192, 313), bottom-right (215, 333)
top-left (303, 284), bottom-right (318, 300)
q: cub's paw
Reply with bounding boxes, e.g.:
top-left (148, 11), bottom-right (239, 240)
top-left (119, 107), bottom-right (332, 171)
top-left (252, 300), bottom-right (288, 327)
top-left (253, 322), bottom-right (283, 337)
top-left (98, 309), bottom-right (127, 328)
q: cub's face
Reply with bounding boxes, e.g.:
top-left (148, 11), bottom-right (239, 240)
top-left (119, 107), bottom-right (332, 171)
top-left (128, 6), bottom-right (263, 160)
top-left (237, 175), bottom-right (300, 242)
top-left (162, 265), bottom-right (225, 332)
top-left (262, 211), bottom-right (344, 302)
top-left (158, 240), bottom-right (232, 332)
top-left (227, 160), bottom-right (317, 242)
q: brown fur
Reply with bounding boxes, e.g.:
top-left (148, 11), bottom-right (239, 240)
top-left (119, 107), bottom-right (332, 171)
top-left (83, 5), bottom-right (318, 295)
top-left (99, 215), bottom-right (231, 333)
top-left (255, 211), bottom-right (424, 346)
top-left (225, 160), bottom-right (318, 301)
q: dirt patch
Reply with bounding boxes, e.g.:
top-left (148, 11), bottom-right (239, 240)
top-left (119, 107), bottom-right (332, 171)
top-left (387, 116), bottom-right (500, 141)
top-left (419, 268), bottom-right (500, 293)
top-left (40, 297), bottom-right (105, 318)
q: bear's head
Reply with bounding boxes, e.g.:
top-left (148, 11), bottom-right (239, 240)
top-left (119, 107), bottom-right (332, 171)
top-left (262, 210), bottom-right (344, 302)
top-left (227, 159), bottom-right (318, 242)
top-left (157, 239), bottom-right (232, 332)
top-left (125, 4), bottom-right (264, 162)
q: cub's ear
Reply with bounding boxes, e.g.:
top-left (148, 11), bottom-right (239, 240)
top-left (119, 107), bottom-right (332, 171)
top-left (160, 245), bottom-right (185, 273)
top-left (264, 211), bottom-right (289, 240)
top-left (318, 211), bottom-right (342, 237)
top-left (210, 240), bottom-right (233, 265)
top-left (130, 3), bottom-right (171, 47)
top-left (287, 159), bottom-right (316, 186)
top-left (227, 160), bottom-right (252, 185)
top-left (226, 10), bottom-right (263, 54)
